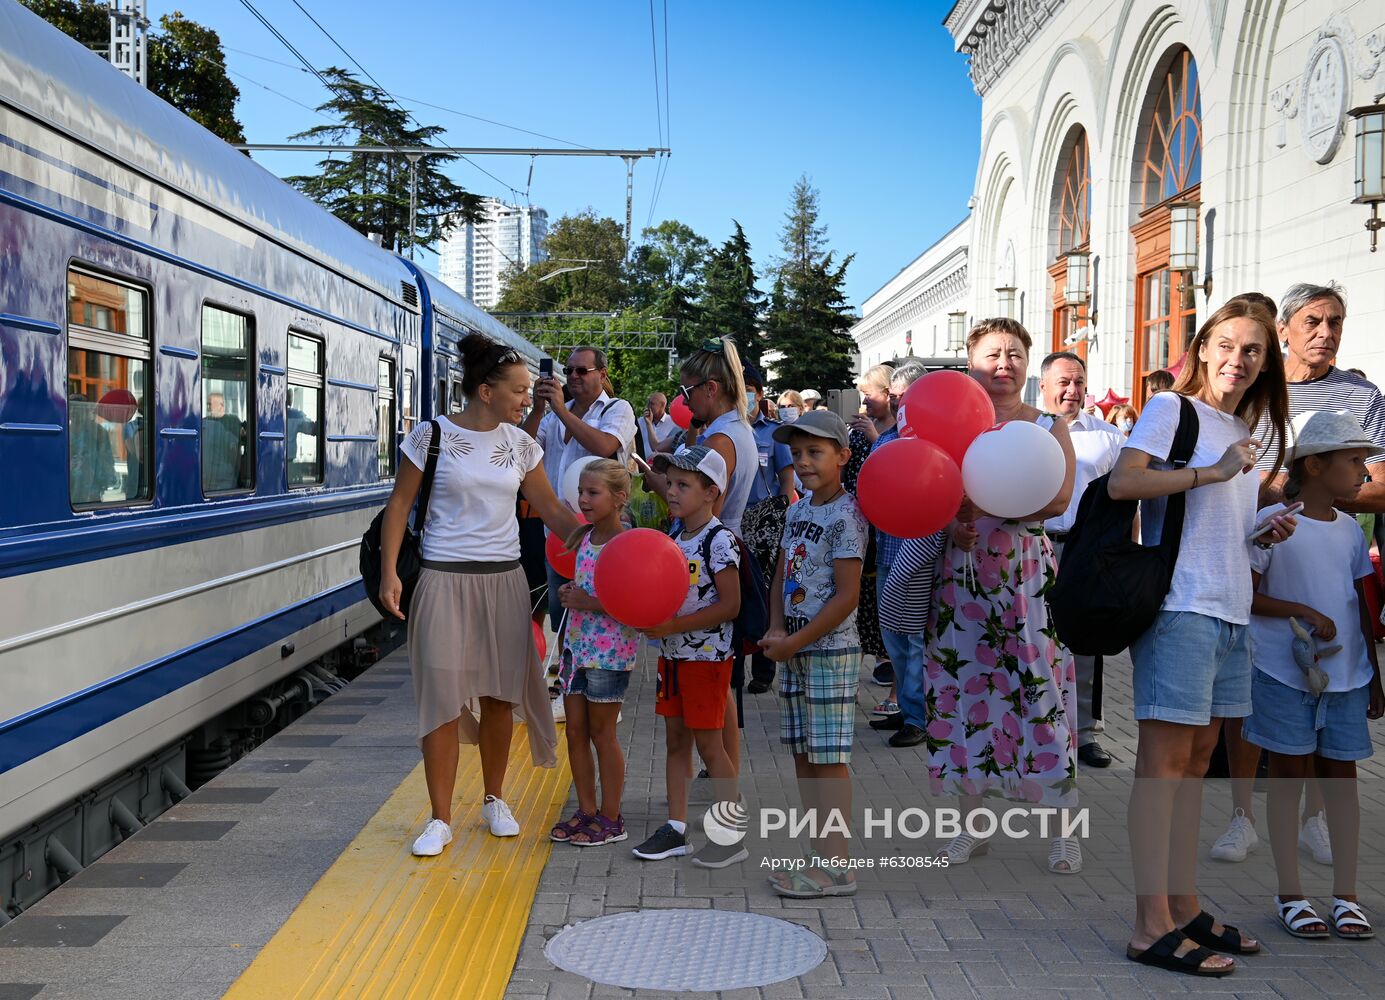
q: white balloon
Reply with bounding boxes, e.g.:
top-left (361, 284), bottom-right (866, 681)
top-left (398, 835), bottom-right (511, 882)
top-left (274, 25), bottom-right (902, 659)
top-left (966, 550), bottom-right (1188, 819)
top-left (961, 421), bottom-right (1066, 520)
top-left (561, 455), bottom-right (601, 511)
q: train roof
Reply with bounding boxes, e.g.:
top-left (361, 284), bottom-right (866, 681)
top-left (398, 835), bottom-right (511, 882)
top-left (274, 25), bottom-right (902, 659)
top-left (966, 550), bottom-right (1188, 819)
top-left (411, 267), bottom-right (553, 366)
top-left (0, 2), bottom-right (414, 304)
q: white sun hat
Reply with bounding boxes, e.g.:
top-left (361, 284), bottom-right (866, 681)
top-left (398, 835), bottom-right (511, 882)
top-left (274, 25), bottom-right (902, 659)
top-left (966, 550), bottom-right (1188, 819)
top-left (1284, 409), bottom-right (1374, 462)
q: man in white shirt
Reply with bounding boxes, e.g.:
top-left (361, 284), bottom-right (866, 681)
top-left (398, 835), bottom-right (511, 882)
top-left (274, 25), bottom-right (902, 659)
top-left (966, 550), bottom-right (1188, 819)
top-left (1040, 351), bottom-right (1125, 768)
top-left (640, 391), bottom-right (676, 457)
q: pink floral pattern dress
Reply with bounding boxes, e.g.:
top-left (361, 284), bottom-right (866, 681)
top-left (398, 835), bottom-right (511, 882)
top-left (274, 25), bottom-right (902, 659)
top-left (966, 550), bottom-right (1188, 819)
top-left (924, 416), bottom-right (1078, 808)
top-left (559, 532), bottom-right (639, 690)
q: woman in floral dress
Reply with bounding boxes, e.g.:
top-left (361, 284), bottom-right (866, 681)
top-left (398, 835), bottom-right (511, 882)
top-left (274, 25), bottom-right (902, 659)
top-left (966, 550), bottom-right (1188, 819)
top-left (925, 318), bottom-right (1082, 873)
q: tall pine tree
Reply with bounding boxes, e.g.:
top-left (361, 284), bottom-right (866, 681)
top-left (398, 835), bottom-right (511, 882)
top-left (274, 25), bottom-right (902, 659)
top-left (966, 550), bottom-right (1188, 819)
top-left (693, 222), bottom-right (766, 368)
top-left (763, 176), bottom-right (856, 391)
top-left (285, 68), bottom-right (481, 252)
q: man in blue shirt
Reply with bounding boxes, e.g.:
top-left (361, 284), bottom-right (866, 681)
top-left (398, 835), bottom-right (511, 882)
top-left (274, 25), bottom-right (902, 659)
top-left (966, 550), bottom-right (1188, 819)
top-left (741, 363), bottom-right (796, 694)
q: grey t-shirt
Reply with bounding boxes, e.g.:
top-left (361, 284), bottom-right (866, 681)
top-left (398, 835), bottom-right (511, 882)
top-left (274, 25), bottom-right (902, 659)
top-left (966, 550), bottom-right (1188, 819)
top-left (780, 491), bottom-right (870, 651)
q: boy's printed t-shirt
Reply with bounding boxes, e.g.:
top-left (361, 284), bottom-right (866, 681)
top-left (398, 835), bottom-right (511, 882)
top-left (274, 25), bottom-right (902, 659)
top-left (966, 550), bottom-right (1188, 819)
top-left (780, 491), bottom-right (869, 651)
top-left (661, 516), bottom-right (740, 662)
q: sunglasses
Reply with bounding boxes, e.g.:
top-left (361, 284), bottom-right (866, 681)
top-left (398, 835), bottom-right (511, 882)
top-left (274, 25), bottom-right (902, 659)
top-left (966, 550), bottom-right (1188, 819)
top-left (563, 365), bottom-right (601, 377)
top-left (679, 380), bottom-right (711, 402)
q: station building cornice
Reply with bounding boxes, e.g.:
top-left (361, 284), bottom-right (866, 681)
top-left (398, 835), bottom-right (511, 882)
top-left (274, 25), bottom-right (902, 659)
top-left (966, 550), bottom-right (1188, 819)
top-left (944, 0), bottom-right (1068, 96)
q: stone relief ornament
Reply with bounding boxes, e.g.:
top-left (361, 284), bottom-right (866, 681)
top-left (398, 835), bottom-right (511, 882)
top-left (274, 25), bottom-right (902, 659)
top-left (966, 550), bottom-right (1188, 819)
top-left (1270, 84), bottom-right (1298, 150)
top-left (1300, 33), bottom-right (1350, 164)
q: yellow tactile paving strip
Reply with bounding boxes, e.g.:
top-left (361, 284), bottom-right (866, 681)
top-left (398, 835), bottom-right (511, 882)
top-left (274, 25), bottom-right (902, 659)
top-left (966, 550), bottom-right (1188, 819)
top-left (225, 726), bottom-right (571, 1000)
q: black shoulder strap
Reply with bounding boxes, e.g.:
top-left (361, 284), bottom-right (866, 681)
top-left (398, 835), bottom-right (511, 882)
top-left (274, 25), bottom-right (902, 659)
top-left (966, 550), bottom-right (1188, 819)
top-left (1159, 396), bottom-right (1201, 563)
top-left (700, 522), bottom-right (734, 569)
top-left (414, 418), bottom-right (444, 535)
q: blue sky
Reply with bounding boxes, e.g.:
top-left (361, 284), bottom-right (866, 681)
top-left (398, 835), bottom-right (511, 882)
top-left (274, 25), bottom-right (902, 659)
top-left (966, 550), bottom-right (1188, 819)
top-left (160, 1), bottom-right (980, 307)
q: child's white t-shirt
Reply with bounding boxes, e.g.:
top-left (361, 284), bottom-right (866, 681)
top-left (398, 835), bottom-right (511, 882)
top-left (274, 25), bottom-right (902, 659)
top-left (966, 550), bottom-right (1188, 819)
top-left (1250, 503), bottom-right (1375, 692)
top-left (661, 518), bottom-right (739, 662)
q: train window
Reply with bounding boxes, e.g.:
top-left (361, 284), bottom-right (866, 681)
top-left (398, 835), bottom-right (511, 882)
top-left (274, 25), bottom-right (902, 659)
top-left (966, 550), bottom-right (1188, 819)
top-left (201, 305), bottom-right (255, 494)
top-left (449, 376), bottom-right (464, 414)
top-left (286, 333), bottom-right (324, 487)
top-left (377, 356), bottom-right (396, 478)
top-left (401, 368), bottom-right (416, 436)
top-left (66, 268), bottom-right (152, 507)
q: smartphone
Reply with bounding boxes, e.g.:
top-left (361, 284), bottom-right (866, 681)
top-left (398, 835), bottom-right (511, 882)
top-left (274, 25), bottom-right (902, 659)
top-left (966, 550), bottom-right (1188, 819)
top-left (538, 358), bottom-right (553, 379)
top-left (1084, 392), bottom-right (1096, 408)
top-left (1248, 501), bottom-right (1304, 541)
top-left (630, 452), bottom-right (654, 474)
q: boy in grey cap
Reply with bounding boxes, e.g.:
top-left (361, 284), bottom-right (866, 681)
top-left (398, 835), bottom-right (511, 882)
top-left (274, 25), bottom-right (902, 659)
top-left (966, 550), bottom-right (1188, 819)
top-left (761, 409), bottom-right (870, 897)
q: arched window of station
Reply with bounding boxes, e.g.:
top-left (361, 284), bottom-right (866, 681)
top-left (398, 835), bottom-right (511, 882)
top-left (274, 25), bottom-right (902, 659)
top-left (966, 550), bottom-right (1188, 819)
top-left (1130, 46), bottom-right (1202, 404)
top-left (1048, 126), bottom-right (1091, 358)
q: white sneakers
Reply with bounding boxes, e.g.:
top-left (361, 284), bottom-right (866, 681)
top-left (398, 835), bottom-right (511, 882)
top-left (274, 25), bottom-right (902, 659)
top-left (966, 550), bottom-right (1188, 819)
top-left (1210, 808), bottom-right (1259, 862)
top-left (552, 698), bottom-right (566, 723)
top-left (411, 818), bottom-right (453, 856)
top-left (411, 796), bottom-right (521, 853)
top-left (1300, 811), bottom-right (1333, 864)
top-left (483, 795), bottom-right (520, 837)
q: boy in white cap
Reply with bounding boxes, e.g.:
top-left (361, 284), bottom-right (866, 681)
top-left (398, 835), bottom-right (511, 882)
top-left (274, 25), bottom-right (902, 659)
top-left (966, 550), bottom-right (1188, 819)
top-left (633, 446), bottom-right (746, 868)
top-left (1242, 410), bottom-right (1384, 941)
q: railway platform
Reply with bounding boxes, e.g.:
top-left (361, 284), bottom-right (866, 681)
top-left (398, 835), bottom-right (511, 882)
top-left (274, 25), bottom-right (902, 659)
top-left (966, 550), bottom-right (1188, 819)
top-left (2, 644), bottom-right (1383, 999)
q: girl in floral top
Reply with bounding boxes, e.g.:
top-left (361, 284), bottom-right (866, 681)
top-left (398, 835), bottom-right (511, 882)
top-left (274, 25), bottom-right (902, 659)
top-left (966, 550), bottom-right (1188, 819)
top-left (550, 459), bottom-right (639, 846)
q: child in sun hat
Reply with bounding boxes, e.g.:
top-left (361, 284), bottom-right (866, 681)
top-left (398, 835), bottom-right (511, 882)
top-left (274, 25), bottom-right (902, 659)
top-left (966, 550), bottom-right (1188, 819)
top-left (1242, 410), bottom-right (1385, 941)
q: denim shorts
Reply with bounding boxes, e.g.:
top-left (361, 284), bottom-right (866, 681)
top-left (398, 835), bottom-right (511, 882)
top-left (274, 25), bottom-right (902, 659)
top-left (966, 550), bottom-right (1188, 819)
top-left (1130, 610), bottom-right (1251, 725)
top-left (565, 667), bottom-right (631, 704)
top-left (1242, 670), bottom-right (1374, 761)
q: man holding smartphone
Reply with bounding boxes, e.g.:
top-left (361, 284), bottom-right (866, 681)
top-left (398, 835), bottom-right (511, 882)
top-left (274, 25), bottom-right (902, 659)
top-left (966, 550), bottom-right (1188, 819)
top-left (523, 347), bottom-right (637, 629)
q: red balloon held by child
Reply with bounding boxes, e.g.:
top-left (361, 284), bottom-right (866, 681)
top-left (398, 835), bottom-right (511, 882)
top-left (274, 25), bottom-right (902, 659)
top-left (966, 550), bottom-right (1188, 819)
top-left (531, 620), bottom-right (547, 661)
top-left (897, 370), bottom-right (996, 466)
top-left (545, 527), bottom-right (580, 578)
top-left (856, 437), bottom-right (963, 538)
top-left (669, 393), bottom-right (693, 429)
top-left (594, 528), bottom-right (688, 629)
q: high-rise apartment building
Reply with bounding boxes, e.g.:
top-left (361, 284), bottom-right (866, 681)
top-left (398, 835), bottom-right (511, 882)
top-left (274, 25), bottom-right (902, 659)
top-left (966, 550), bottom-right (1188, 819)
top-left (437, 198), bottom-right (549, 309)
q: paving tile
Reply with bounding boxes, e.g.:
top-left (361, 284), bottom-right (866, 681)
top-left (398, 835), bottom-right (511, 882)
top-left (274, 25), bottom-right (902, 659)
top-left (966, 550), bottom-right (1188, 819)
top-left (299, 713), bottom-right (364, 724)
top-left (325, 696), bottom-right (385, 706)
top-left (67, 864), bottom-right (187, 889)
top-left (0, 987), bottom-right (43, 1000)
top-left (234, 759), bottom-right (312, 773)
top-left (132, 822), bottom-right (236, 842)
top-left (273, 734), bottom-right (341, 747)
top-left (0, 916), bottom-right (125, 948)
top-left (188, 787), bottom-right (278, 804)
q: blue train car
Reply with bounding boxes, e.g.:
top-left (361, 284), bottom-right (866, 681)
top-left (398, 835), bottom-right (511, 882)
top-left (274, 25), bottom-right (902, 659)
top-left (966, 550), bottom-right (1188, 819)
top-left (0, 2), bottom-right (548, 911)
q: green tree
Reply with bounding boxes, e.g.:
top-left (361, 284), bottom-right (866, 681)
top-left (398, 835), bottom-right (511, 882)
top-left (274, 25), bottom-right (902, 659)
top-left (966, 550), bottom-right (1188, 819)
top-left (763, 176), bottom-right (857, 391)
top-left (692, 221), bottom-right (766, 367)
top-left (23, 2), bottom-right (247, 145)
top-left (495, 210), bottom-right (629, 312)
top-left (285, 68), bottom-right (481, 252)
top-left (148, 13), bottom-right (244, 144)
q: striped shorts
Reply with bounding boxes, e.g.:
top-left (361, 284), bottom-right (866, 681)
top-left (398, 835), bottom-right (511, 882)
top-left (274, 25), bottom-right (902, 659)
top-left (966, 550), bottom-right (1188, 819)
top-left (778, 647), bottom-right (861, 764)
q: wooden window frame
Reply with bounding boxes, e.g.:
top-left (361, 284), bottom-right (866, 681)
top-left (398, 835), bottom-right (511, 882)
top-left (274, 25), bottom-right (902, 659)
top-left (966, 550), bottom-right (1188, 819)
top-left (1140, 48), bottom-right (1203, 213)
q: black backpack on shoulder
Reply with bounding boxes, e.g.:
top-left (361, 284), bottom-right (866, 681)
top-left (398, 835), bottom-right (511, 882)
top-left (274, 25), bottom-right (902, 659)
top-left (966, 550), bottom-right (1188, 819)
top-left (1048, 396), bottom-right (1198, 656)
top-left (360, 418), bottom-right (443, 620)
top-left (668, 520), bottom-right (771, 655)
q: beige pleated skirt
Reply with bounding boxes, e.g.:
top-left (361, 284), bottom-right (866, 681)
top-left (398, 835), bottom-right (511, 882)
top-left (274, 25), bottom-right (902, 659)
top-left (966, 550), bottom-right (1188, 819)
top-left (407, 561), bottom-right (558, 768)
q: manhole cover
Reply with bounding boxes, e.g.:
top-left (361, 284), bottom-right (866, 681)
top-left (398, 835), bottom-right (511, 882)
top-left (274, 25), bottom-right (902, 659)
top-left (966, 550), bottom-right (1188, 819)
top-left (545, 908), bottom-right (826, 991)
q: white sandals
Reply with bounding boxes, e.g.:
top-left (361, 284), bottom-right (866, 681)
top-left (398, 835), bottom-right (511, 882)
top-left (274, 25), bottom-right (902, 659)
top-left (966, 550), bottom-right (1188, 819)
top-left (1330, 897), bottom-right (1375, 940)
top-left (1277, 897), bottom-right (1330, 939)
top-left (941, 832), bottom-right (990, 863)
top-left (1048, 836), bottom-right (1083, 874)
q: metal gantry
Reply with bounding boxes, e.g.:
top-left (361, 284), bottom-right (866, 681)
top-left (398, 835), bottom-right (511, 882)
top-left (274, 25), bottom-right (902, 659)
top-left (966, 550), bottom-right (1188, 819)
top-left (491, 312), bottom-right (677, 360)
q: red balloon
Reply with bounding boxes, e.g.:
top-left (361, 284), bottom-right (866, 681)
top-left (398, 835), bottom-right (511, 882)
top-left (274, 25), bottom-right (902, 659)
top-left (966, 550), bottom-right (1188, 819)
top-left (545, 530), bottom-right (578, 578)
top-left (97, 388), bottom-right (138, 424)
top-left (856, 438), bottom-right (963, 538)
top-left (897, 370), bottom-right (996, 466)
top-left (669, 394), bottom-right (693, 429)
top-left (531, 620), bottom-right (547, 662)
top-left (594, 528), bottom-right (689, 629)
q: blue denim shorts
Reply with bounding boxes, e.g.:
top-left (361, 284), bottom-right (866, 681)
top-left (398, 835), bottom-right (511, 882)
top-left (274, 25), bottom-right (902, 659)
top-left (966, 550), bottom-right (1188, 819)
top-left (1242, 670), bottom-right (1374, 761)
top-left (565, 667), bottom-right (631, 704)
top-left (1130, 610), bottom-right (1251, 725)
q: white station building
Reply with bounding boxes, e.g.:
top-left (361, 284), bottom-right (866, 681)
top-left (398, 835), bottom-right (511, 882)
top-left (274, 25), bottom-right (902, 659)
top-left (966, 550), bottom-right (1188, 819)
top-left (855, 0), bottom-right (1385, 404)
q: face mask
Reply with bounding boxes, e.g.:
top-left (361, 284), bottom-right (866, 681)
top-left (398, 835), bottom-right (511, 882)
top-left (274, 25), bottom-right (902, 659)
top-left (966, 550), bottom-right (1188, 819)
top-left (1119, 420), bottom-right (1134, 433)
top-left (746, 391), bottom-right (759, 414)
top-left (779, 406), bottom-right (800, 423)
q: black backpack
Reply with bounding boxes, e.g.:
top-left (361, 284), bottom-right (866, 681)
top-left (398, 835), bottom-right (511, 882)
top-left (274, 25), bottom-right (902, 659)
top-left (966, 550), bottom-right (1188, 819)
top-left (669, 520), bottom-right (770, 655)
top-left (360, 418), bottom-right (443, 620)
top-left (1048, 396), bottom-right (1198, 656)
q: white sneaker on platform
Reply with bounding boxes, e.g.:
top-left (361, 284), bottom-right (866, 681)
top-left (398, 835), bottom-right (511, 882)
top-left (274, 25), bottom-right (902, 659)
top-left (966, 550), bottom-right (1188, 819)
top-left (483, 795), bottom-right (520, 837)
top-left (1210, 808), bottom-right (1258, 862)
top-left (1300, 811), bottom-right (1333, 864)
top-left (552, 698), bottom-right (566, 723)
top-left (411, 818), bottom-right (453, 856)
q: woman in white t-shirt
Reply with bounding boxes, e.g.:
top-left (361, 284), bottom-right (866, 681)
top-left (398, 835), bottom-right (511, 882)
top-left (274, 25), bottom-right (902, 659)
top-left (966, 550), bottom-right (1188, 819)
top-left (379, 334), bottom-right (579, 852)
top-left (1109, 299), bottom-right (1292, 977)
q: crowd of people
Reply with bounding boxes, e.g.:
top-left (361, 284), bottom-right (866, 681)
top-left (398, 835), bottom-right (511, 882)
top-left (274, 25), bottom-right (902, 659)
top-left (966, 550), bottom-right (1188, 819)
top-left (375, 280), bottom-right (1383, 979)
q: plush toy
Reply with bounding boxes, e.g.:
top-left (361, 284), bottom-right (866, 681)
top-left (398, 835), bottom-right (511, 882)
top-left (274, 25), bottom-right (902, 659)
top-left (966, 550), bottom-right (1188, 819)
top-left (1289, 617), bottom-right (1340, 695)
